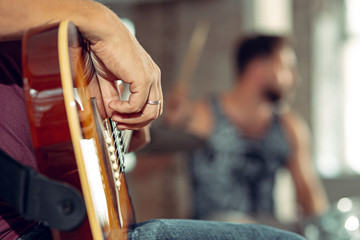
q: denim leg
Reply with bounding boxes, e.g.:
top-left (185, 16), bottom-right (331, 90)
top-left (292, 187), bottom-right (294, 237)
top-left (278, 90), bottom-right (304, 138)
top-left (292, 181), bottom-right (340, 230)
top-left (128, 219), bottom-right (305, 240)
top-left (17, 219), bottom-right (305, 240)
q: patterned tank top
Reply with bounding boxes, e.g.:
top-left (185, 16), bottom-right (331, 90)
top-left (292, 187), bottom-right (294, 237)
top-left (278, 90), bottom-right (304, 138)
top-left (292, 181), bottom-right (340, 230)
top-left (189, 96), bottom-right (291, 219)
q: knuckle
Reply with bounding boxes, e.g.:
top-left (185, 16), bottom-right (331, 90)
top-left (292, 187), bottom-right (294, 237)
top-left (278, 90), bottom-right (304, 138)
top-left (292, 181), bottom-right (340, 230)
top-left (152, 110), bottom-right (159, 119)
top-left (131, 126), bottom-right (143, 131)
top-left (144, 111), bottom-right (158, 121)
top-left (135, 106), bottom-right (143, 112)
top-left (151, 65), bottom-right (161, 82)
top-left (155, 65), bottom-right (161, 76)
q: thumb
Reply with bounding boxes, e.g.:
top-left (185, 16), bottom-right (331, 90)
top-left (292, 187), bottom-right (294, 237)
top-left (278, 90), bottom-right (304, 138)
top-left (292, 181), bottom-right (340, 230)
top-left (97, 77), bottom-right (122, 118)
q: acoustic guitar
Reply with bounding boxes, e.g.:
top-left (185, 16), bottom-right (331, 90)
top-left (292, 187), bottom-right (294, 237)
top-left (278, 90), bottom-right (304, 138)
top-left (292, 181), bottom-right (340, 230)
top-left (22, 20), bottom-right (135, 240)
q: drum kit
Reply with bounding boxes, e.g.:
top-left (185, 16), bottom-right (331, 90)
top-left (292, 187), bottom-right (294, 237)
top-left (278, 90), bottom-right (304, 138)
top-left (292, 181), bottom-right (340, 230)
top-left (302, 197), bottom-right (360, 240)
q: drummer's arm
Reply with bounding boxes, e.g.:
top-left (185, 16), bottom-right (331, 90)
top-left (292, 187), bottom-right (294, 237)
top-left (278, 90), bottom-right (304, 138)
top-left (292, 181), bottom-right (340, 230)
top-left (284, 111), bottom-right (329, 216)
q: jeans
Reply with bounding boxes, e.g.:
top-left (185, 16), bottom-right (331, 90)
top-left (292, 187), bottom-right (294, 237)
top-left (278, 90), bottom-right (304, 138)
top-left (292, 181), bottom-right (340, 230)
top-left (128, 219), bottom-right (305, 240)
top-left (19, 219), bottom-right (305, 240)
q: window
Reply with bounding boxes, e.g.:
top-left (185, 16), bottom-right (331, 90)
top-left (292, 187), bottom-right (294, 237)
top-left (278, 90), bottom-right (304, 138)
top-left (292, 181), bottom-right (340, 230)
top-left (313, 0), bottom-right (360, 177)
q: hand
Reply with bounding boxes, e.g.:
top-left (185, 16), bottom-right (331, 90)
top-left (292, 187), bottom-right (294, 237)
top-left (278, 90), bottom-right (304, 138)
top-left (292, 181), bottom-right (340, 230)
top-left (79, 4), bottom-right (163, 130)
top-left (0, 0), bottom-right (162, 130)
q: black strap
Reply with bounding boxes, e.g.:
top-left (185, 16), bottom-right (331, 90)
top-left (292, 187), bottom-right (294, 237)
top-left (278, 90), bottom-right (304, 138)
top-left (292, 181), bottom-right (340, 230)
top-left (0, 149), bottom-right (86, 231)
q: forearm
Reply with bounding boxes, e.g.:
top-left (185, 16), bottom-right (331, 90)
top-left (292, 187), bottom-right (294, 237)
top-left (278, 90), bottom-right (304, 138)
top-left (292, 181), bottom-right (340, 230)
top-left (288, 157), bottom-right (329, 216)
top-left (284, 111), bottom-right (329, 217)
top-left (0, 0), bottom-right (115, 40)
top-left (1, 0), bottom-right (163, 129)
top-left (297, 175), bottom-right (329, 216)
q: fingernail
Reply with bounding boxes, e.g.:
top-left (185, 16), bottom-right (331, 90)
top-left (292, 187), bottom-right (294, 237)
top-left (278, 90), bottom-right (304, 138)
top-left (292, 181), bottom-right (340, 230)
top-left (108, 101), bottom-right (116, 109)
top-left (116, 124), bottom-right (127, 130)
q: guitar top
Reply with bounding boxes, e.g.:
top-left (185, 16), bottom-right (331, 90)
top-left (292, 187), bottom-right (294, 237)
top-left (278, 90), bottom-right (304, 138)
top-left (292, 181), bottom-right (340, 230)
top-left (22, 20), bottom-right (135, 240)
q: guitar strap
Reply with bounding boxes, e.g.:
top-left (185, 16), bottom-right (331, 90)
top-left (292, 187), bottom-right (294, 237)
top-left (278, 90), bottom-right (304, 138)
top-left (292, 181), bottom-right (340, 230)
top-left (0, 149), bottom-right (86, 231)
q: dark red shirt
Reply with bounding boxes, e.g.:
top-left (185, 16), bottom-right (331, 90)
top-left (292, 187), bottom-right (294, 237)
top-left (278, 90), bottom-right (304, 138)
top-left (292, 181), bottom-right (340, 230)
top-left (0, 40), bottom-right (37, 240)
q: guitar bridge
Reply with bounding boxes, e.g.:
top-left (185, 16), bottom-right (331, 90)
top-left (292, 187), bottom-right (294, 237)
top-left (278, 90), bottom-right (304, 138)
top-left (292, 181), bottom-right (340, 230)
top-left (103, 118), bottom-right (128, 191)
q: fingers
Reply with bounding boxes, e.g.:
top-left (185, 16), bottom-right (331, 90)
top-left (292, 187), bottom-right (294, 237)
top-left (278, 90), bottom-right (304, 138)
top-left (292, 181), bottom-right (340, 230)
top-left (96, 74), bottom-right (162, 129)
top-left (115, 120), bottom-right (153, 131)
top-left (157, 72), bottom-right (163, 116)
top-left (97, 76), bottom-right (121, 117)
top-left (109, 60), bottom-right (162, 113)
top-left (87, 17), bottom-right (162, 128)
top-left (110, 83), bottom-right (162, 128)
top-left (96, 71), bottom-right (162, 129)
top-left (111, 107), bottom-right (158, 129)
top-left (107, 63), bottom-right (162, 128)
top-left (108, 82), bottom-right (149, 114)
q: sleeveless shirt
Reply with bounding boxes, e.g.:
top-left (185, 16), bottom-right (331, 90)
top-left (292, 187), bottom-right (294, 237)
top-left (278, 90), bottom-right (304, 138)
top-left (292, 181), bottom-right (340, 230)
top-left (189, 97), bottom-right (291, 219)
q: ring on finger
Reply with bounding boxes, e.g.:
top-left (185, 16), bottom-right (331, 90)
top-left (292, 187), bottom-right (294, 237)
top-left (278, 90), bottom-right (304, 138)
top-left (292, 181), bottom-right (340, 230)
top-left (146, 99), bottom-right (161, 105)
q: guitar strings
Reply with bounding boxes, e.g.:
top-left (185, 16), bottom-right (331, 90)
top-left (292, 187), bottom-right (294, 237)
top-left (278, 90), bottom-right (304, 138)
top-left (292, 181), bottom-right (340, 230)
top-left (110, 121), bottom-right (126, 172)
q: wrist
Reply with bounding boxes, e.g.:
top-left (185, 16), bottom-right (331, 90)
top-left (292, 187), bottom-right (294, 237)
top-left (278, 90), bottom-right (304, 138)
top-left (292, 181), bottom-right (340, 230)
top-left (61, 1), bottom-right (119, 42)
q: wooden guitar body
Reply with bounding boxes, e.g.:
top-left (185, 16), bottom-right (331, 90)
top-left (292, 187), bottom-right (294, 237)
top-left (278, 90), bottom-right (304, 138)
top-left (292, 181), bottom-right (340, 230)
top-left (22, 21), bottom-right (135, 240)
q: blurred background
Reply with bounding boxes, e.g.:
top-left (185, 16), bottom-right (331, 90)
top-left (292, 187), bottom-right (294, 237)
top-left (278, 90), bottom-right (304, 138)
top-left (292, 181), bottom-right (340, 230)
top-left (101, 0), bottom-right (360, 239)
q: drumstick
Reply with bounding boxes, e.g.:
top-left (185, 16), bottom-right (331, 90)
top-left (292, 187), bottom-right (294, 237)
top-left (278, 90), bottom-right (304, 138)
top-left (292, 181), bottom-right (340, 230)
top-left (164, 18), bottom-right (210, 127)
top-left (176, 18), bottom-right (210, 85)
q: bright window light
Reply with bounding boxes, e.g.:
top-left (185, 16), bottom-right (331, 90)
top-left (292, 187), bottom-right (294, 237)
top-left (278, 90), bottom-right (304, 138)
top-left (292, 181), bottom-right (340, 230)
top-left (346, 0), bottom-right (360, 35)
top-left (121, 18), bottom-right (136, 36)
top-left (313, 0), bottom-right (360, 177)
top-left (343, 38), bottom-right (360, 174)
top-left (250, 0), bottom-right (292, 34)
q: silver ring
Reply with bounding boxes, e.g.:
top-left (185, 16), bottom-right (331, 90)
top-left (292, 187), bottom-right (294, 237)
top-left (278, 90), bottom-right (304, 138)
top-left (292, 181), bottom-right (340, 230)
top-left (147, 100), bottom-right (161, 105)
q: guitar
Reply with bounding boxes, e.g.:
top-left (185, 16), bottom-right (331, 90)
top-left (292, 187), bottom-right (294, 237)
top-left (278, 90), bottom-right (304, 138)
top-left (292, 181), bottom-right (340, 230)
top-left (22, 20), bottom-right (135, 239)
